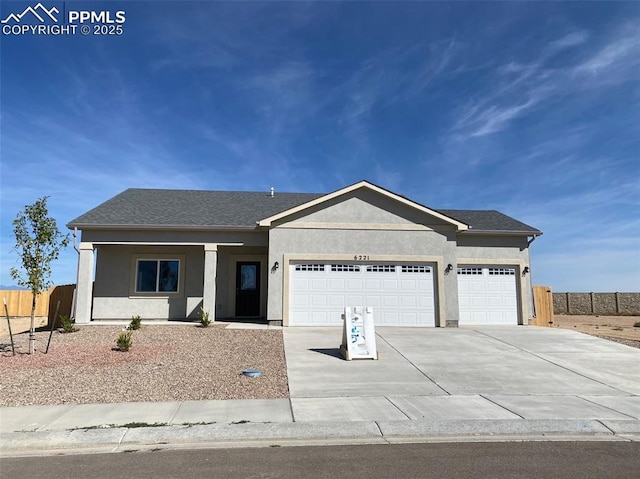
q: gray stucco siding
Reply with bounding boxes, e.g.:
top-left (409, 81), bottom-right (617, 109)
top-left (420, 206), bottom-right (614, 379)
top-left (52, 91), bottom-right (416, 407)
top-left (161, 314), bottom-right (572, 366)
top-left (276, 190), bottom-right (456, 228)
top-left (456, 234), bottom-right (529, 250)
top-left (267, 227), bottom-right (460, 326)
top-left (92, 243), bottom-right (269, 320)
top-left (93, 245), bottom-right (204, 320)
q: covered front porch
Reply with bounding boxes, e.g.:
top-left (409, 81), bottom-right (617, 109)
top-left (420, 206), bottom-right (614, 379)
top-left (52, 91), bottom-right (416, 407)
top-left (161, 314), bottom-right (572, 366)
top-left (73, 240), bottom-right (269, 325)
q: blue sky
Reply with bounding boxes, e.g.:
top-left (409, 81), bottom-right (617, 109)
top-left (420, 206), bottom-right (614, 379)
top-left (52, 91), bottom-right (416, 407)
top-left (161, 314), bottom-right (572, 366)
top-left (1, 0), bottom-right (639, 292)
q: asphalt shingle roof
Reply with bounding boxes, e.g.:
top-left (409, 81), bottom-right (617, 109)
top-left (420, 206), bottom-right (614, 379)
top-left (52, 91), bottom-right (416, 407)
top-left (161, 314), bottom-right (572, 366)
top-left (68, 189), bottom-right (323, 228)
top-left (437, 209), bottom-right (541, 235)
top-left (68, 188), bottom-right (541, 235)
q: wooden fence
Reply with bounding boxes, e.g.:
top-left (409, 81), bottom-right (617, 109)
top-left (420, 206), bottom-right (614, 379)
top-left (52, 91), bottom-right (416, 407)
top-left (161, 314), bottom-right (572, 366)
top-left (532, 285), bottom-right (554, 327)
top-left (1, 284), bottom-right (76, 325)
top-left (48, 284), bottom-right (76, 326)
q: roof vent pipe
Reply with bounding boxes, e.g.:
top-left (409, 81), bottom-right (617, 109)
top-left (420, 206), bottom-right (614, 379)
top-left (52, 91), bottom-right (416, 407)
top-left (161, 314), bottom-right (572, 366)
top-left (270, 187), bottom-right (275, 197)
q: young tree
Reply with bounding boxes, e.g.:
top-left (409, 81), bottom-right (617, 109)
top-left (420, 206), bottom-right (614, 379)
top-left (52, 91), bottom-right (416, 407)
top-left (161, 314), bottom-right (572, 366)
top-left (10, 197), bottom-right (69, 354)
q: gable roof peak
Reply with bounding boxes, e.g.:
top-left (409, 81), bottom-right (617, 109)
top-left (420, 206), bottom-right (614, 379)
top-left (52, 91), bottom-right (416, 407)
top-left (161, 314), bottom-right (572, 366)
top-left (257, 180), bottom-right (469, 230)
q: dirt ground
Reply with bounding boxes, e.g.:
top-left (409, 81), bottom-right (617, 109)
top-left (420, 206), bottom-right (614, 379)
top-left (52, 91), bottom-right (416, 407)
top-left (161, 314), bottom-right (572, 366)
top-left (550, 314), bottom-right (640, 348)
top-left (0, 316), bottom-right (48, 336)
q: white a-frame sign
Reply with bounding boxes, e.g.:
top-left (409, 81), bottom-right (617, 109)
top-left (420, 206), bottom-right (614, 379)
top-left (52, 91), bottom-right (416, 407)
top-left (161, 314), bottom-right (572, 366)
top-left (340, 307), bottom-right (378, 360)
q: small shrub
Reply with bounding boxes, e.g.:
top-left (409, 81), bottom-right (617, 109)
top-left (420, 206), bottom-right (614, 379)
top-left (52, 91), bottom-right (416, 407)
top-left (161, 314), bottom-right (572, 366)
top-left (129, 315), bottom-right (142, 330)
top-left (634, 321), bottom-right (640, 328)
top-left (60, 315), bottom-right (79, 333)
top-left (198, 308), bottom-right (211, 328)
top-left (116, 330), bottom-right (133, 351)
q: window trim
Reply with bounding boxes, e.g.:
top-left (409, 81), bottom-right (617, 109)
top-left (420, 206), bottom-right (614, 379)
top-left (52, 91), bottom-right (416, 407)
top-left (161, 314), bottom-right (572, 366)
top-left (130, 254), bottom-right (185, 298)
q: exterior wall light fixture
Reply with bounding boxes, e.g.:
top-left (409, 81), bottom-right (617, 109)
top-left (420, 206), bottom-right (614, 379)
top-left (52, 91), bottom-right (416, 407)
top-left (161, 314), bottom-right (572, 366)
top-left (445, 263), bottom-right (453, 274)
top-left (523, 266), bottom-right (530, 275)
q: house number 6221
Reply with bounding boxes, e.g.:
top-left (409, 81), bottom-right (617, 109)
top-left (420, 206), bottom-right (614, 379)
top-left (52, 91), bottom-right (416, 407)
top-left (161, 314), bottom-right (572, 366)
top-left (354, 255), bottom-right (370, 261)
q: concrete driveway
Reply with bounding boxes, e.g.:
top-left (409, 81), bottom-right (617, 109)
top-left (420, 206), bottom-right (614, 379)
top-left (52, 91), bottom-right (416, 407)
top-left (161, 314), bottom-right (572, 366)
top-left (283, 327), bottom-right (640, 423)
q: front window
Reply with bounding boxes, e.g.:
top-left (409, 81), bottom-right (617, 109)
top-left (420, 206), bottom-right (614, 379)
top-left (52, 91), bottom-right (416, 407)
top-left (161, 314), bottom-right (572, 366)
top-left (136, 259), bottom-right (180, 293)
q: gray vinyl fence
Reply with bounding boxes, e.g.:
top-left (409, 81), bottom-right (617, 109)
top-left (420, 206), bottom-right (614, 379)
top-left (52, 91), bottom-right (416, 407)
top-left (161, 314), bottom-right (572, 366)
top-left (553, 292), bottom-right (640, 315)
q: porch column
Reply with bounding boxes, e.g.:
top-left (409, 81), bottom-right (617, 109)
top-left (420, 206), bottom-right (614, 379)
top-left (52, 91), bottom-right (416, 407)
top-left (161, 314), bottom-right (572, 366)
top-left (202, 244), bottom-right (218, 322)
top-left (74, 242), bottom-right (94, 324)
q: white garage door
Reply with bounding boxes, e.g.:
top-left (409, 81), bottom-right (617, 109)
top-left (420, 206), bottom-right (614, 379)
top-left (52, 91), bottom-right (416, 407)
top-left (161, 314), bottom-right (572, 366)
top-left (289, 262), bottom-right (435, 327)
top-left (457, 267), bottom-right (518, 325)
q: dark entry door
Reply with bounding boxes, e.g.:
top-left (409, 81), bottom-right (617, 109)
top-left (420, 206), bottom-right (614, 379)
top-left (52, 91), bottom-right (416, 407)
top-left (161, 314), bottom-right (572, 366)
top-left (235, 262), bottom-right (261, 316)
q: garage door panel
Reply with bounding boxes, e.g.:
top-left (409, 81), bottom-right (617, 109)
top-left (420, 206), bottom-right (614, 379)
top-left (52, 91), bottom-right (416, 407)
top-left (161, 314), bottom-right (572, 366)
top-left (365, 279), bottom-right (381, 289)
top-left (292, 278), bottom-right (310, 290)
top-left (365, 295), bottom-right (382, 307)
top-left (400, 280), bottom-right (417, 291)
top-left (346, 294), bottom-right (364, 304)
top-left (310, 295), bottom-right (327, 307)
top-left (504, 297), bottom-right (517, 307)
top-left (471, 297), bottom-right (487, 308)
top-left (328, 295), bottom-right (346, 307)
top-left (458, 297), bottom-right (472, 307)
top-left (486, 282), bottom-right (504, 292)
top-left (290, 262), bottom-right (435, 327)
top-left (399, 312), bottom-right (417, 325)
top-left (487, 297), bottom-right (503, 308)
top-left (383, 279), bottom-right (399, 290)
top-left (382, 311), bottom-right (400, 325)
top-left (310, 279), bottom-right (328, 290)
top-left (382, 296), bottom-right (399, 307)
top-left (311, 311), bottom-right (330, 324)
top-left (292, 298), bottom-right (309, 308)
top-left (418, 296), bottom-right (433, 308)
top-left (401, 296), bottom-right (417, 308)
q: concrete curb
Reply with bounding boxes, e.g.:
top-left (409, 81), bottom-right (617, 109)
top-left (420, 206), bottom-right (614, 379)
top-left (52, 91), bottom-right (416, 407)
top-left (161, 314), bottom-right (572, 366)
top-left (2, 419), bottom-right (639, 457)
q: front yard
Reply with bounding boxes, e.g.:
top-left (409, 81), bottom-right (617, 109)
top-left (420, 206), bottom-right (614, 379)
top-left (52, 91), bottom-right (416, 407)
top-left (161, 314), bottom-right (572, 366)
top-left (0, 324), bottom-right (289, 407)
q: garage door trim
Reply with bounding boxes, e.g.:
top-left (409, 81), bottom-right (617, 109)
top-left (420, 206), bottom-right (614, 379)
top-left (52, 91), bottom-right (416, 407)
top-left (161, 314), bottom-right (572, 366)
top-left (282, 254), bottom-right (445, 327)
top-left (457, 263), bottom-right (522, 325)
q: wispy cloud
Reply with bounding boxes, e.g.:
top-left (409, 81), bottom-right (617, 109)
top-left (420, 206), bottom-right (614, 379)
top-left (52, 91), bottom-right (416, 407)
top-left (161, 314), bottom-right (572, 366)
top-left (468, 99), bottom-right (537, 138)
top-left (572, 25), bottom-right (640, 83)
top-left (548, 30), bottom-right (589, 52)
top-left (445, 19), bottom-right (640, 148)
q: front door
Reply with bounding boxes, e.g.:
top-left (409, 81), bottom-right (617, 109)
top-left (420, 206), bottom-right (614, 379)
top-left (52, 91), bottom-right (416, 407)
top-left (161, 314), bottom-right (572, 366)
top-left (235, 262), bottom-right (261, 316)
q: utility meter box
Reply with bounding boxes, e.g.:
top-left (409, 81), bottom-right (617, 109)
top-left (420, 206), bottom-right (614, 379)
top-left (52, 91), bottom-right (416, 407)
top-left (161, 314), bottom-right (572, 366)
top-left (340, 306), bottom-right (378, 360)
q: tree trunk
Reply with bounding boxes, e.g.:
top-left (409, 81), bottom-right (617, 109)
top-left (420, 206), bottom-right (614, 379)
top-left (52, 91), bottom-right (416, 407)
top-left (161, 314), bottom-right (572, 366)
top-left (29, 294), bottom-right (36, 354)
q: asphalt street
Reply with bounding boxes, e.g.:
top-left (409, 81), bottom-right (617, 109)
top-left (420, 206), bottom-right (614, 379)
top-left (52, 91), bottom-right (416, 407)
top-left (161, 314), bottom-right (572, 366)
top-left (2, 442), bottom-right (639, 479)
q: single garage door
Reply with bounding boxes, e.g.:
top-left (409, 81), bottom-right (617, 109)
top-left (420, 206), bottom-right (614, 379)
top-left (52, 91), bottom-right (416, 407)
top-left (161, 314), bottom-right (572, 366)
top-left (457, 267), bottom-right (518, 325)
top-left (289, 262), bottom-right (435, 327)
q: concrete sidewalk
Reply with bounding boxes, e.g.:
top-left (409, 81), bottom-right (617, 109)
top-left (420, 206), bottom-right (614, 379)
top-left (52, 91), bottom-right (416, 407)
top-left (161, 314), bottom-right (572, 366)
top-left (1, 327), bottom-right (639, 455)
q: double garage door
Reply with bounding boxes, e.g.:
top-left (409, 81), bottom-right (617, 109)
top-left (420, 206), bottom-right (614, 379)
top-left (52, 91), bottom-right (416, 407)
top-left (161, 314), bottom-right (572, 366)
top-left (457, 267), bottom-right (518, 325)
top-left (289, 262), bottom-right (435, 327)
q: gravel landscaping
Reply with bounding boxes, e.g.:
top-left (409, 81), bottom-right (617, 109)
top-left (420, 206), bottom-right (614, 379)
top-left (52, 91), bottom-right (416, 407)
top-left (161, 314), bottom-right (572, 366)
top-left (0, 324), bottom-right (289, 407)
